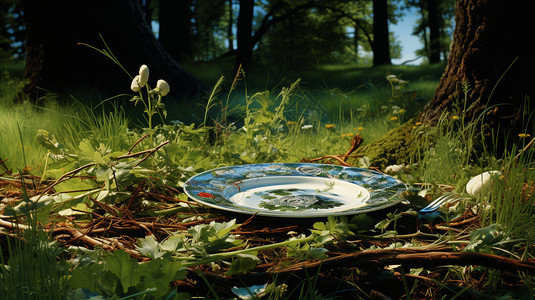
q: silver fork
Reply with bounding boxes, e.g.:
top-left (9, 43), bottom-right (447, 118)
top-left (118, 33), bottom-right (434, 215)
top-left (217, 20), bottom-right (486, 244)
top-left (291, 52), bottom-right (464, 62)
top-left (419, 193), bottom-right (459, 213)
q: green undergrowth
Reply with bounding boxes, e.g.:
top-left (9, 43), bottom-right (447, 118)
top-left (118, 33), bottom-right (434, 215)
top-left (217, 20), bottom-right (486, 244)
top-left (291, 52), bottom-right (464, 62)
top-left (1, 63), bottom-right (535, 298)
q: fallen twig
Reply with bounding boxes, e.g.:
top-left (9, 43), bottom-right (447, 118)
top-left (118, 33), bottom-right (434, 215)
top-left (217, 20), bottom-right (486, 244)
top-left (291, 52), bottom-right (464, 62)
top-left (303, 133), bottom-right (363, 166)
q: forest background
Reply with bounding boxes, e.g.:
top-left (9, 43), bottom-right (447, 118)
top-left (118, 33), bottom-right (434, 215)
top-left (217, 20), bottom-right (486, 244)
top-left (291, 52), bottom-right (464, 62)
top-left (0, 0), bottom-right (455, 101)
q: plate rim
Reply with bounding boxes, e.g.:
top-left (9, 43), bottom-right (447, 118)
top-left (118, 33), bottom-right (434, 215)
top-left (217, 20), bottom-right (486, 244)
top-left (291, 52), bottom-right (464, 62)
top-left (183, 163), bottom-right (407, 218)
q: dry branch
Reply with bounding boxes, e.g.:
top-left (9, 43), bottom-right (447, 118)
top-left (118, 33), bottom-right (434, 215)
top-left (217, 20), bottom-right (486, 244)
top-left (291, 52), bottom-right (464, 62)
top-left (303, 133), bottom-right (363, 166)
top-left (201, 246), bottom-right (535, 285)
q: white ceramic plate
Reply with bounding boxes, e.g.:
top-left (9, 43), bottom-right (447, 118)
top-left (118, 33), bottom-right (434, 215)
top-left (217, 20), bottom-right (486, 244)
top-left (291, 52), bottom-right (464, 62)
top-left (184, 163), bottom-right (407, 217)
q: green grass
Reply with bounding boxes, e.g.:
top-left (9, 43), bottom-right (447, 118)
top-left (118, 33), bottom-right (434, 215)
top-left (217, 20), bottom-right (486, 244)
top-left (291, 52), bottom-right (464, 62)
top-left (1, 61), bottom-right (535, 298)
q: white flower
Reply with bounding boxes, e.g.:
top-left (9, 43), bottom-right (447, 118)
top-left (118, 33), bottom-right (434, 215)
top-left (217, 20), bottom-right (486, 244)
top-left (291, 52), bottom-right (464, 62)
top-left (386, 74), bottom-right (398, 81)
top-left (138, 64), bottom-right (149, 87)
top-left (384, 164), bottom-right (405, 174)
top-left (156, 79), bottom-right (170, 96)
top-left (301, 124), bottom-right (313, 130)
top-left (130, 75), bottom-right (141, 92)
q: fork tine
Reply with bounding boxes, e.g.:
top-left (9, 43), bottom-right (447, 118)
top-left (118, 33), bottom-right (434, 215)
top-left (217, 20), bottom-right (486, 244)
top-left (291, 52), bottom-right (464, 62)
top-left (419, 194), bottom-right (456, 213)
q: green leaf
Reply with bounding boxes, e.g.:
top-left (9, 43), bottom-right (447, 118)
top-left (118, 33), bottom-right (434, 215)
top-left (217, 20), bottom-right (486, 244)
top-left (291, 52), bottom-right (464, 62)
top-left (78, 139), bottom-right (96, 159)
top-left (349, 214), bottom-right (376, 231)
top-left (137, 235), bottom-right (165, 259)
top-left (70, 263), bottom-right (119, 297)
top-left (225, 254), bottom-right (260, 275)
top-left (104, 250), bottom-right (142, 294)
top-left (464, 224), bottom-right (507, 253)
top-left (137, 259), bottom-right (188, 298)
top-left (160, 235), bottom-right (186, 252)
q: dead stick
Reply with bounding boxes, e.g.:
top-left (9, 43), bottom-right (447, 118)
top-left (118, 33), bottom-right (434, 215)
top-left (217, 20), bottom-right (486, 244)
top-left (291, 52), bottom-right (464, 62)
top-left (273, 248), bottom-right (535, 275)
top-left (127, 134), bottom-right (149, 154)
top-left (41, 163), bottom-right (96, 194)
top-left (200, 247), bottom-right (535, 285)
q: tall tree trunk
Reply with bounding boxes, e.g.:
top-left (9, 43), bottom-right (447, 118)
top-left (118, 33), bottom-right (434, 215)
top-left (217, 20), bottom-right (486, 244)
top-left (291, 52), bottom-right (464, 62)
top-left (421, 0), bottom-right (535, 145)
top-left (159, 0), bottom-right (192, 62)
top-left (142, 0), bottom-right (153, 30)
top-left (227, 0), bottom-right (234, 52)
top-left (372, 0), bottom-right (391, 66)
top-left (427, 0), bottom-right (441, 64)
top-left (353, 22), bottom-right (359, 63)
top-left (235, 0), bottom-right (254, 72)
top-left (20, 0), bottom-right (204, 102)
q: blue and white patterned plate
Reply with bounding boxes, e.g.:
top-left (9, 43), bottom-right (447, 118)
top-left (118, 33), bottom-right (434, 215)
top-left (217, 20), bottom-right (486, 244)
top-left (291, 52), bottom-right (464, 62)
top-left (184, 163), bottom-right (407, 218)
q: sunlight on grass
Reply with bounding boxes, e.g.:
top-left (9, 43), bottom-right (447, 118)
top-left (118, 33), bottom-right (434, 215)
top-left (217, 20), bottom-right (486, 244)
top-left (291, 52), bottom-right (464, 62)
top-left (1, 64), bottom-right (535, 298)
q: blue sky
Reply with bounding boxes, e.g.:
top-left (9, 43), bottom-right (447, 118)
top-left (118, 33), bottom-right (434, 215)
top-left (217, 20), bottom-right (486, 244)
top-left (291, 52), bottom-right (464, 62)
top-left (391, 12), bottom-right (423, 65)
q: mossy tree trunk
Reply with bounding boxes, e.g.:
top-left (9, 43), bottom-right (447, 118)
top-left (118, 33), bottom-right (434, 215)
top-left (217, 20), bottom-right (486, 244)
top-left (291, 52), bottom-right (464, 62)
top-left (421, 0), bottom-right (535, 136)
top-left (359, 0), bottom-right (535, 168)
top-left (20, 0), bottom-right (205, 102)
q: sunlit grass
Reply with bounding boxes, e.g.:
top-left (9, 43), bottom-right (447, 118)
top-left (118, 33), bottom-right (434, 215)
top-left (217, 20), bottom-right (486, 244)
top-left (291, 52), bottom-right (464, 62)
top-left (2, 62), bottom-right (535, 298)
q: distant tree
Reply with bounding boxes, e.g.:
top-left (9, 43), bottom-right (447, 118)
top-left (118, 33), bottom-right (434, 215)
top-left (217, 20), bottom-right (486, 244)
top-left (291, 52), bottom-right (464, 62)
top-left (191, 0), bottom-right (228, 61)
top-left (0, 0), bottom-right (24, 60)
top-left (235, 0), bottom-right (254, 71)
top-left (257, 0), bottom-right (352, 69)
top-left (372, 0), bottom-right (391, 66)
top-left (19, 0), bottom-right (205, 102)
top-left (426, 0), bottom-right (440, 63)
top-left (406, 0), bottom-right (455, 63)
top-left (227, 0), bottom-right (235, 52)
top-left (159, 0), bottom-right (193, 61)
top-left (421, 0), bottom-right (535, 148)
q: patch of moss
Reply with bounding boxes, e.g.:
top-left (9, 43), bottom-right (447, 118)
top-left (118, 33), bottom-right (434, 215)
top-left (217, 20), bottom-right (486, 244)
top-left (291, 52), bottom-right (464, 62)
top-left (351, 119), bottom-right (434, 170)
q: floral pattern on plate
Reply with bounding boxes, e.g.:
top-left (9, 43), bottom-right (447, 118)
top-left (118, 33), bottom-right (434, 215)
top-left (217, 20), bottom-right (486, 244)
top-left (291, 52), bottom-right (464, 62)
top-left (184, 163), bottom-right (407, 218)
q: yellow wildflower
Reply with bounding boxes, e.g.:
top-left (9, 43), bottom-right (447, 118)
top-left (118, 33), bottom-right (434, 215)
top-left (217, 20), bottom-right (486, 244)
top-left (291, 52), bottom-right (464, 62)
top-left (358, 126), bottom-right (364, 131)
top-left (518, 133), bottom-right (531, 138)
top-left (325, 124), bottom-right (335, 129)
top-left (452, 115), bottom-right (460, 120)
top-left (390, 116), bottom-right (398, 121)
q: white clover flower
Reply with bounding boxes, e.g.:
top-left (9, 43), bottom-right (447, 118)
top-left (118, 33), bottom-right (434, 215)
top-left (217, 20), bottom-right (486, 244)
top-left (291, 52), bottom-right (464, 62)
top-left (130, 75), bottom-right (141, 92)
top-left (384, 164), bottom-right (405, 174)
top-left (301, 124), bottom-right (313, 130)
top-left (138, 64), bottom-right (149, 87)
top-left (156, 79), bottom-right (170, 96)
top-left (386, 74), bottom-right (398, 81)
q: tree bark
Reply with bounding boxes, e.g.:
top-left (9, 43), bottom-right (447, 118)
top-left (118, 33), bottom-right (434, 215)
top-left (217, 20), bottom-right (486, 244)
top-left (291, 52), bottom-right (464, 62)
top-left (159, 0), bottom-right (193, 62)
top-left (372, 0), bottom-right (391, 66)
top-left (235, 0), bottom-right (254, 72)
top-left (422, 1), bottom-right (535, 130)
top-left (20, 0), bottom-right (205, 102)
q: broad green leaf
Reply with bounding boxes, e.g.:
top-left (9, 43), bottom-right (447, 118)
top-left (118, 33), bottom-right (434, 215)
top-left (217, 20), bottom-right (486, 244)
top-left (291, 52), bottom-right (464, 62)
top-left (78, 139), bottom-right (96, 159)
top-left (160, 235), bottom-right (186, 252)
top-left (137, 235), bottom-right (165, 259)
top-left (53, 178), bottom-right (97, 195)
top-left (104, 250), bottom-right (142, 294)
top-left (137, 259), bottom-right (188, 298)
top-left (225, 254), bottom-right (260, 275)
top-left (95, 190), bottom-right (131, 204)
top-left (93, 151), bottom-right (107, 165)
